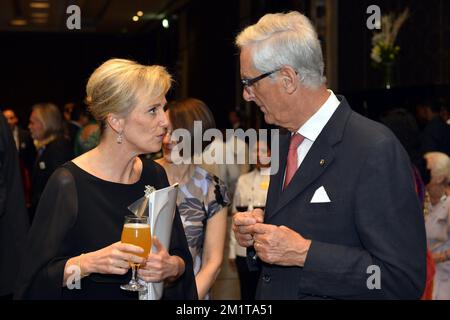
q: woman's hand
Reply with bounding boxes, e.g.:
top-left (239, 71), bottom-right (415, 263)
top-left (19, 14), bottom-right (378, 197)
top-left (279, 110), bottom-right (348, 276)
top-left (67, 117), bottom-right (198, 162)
top-left (138, 237), bottom-right (184, 282)
top-left (83, 241), bottom-right (145, 276)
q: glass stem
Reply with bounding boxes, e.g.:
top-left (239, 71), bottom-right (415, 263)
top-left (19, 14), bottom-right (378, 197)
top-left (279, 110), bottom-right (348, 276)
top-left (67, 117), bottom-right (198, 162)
top-left (131, 265), bottom-right (137, 284)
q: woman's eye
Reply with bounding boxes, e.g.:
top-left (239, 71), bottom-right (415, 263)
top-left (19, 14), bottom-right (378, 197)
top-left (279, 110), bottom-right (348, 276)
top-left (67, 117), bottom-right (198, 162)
top-left (148, 107), bottom-right (157, 114)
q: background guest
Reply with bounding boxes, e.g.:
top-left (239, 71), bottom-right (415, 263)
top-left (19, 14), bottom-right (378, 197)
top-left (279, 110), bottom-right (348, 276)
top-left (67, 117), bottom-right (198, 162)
top-left (2, 108), bottom-right (35, 208)
top-left (418, 99), bottom-right (450, 156)
top-left (28, 103), bottom-right (73, 222)
top-left (423, 152), bottom-right (450, 300)
top-left (73, 109), bottom-right (100, 156)
top-left (0, 112), bottom-right (29, 299)
top-left (157, 98), bottom-right (229, 299)
top-left (2, 108), bottom-right (36, 173)
top-left (229, 140), bottom-right (270, 300)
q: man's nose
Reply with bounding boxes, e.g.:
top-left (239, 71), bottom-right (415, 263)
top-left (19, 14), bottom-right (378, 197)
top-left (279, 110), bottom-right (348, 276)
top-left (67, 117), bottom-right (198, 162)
top-left (243, 87), bottom-right (254, 102)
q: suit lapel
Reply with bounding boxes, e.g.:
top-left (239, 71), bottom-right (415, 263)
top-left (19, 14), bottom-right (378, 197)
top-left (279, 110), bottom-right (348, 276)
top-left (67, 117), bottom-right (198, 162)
top-left (265, 96), bottom-right (351, 221)
top-left (270, 140), bottom-right (335, 218)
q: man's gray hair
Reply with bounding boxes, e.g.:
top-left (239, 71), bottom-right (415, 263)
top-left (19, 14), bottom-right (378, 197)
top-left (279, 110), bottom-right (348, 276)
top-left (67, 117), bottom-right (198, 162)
top-left (424, 152), bottom-right (450, 183)
top-left (236, 11), bottom-right (326, 89)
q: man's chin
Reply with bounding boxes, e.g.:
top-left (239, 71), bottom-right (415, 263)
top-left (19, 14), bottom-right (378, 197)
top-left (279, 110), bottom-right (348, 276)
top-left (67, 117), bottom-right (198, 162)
top-left (263, 114), bottom-right (275, 124)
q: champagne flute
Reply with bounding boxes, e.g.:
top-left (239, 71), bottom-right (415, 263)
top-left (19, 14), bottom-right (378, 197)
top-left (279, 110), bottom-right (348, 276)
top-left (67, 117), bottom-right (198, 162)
top-left (120, 215), bottom-right (151, 292)
top-left (253, 190), bottom-right (266, 211)
top-left (236, 204), bottom-right (249, 212)
top-left (253, 200), bottom-right (265, 211)
top-left (234, 191), bottom-right (249, 212)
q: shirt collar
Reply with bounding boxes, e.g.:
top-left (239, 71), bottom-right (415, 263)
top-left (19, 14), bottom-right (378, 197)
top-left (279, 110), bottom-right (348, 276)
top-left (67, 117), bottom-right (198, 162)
top-left (297, 90), bottom-right (340, 142)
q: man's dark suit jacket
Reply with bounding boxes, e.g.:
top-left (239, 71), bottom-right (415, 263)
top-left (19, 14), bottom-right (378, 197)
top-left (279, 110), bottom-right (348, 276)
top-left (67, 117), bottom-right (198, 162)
top-left (0, 114), bottom-right (29, 296)
top-left (30, 137), bottom-right (73, 222)
top-left (251, 96), bottom-right (426, 299)
top-left (17, 127), bottom-right (36, 173)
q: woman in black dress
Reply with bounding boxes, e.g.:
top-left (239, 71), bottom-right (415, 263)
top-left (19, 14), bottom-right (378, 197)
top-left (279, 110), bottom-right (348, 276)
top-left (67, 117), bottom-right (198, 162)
top-left (14, 58), bottom-right (197, 300)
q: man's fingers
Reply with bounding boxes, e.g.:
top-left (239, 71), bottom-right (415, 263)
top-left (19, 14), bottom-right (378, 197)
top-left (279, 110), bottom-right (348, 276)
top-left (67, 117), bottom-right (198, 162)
top-left (238, 224), bottom-right (255, 234)
top-left (233, 213), bottom-right (257, 226)
top-left (252, 209), bottom-right (264, 222)
top-left (252, 223), bottom-right (271, 234)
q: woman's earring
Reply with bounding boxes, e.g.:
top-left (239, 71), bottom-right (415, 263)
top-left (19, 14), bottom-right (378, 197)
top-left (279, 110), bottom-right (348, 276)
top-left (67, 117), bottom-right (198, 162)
top-left (117, 131), bottom-right (123, 144)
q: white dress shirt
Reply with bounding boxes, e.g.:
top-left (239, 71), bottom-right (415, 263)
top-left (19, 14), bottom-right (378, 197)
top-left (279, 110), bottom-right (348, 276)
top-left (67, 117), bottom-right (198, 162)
top-left (12, 126), bottom-right (20, 150)
top-left (296, 90), bottom-right (340, 168)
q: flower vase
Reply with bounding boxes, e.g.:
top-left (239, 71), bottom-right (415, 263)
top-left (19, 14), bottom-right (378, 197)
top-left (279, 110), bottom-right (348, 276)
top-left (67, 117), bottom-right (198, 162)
top-left (383, 62), bottom-right (394, 89)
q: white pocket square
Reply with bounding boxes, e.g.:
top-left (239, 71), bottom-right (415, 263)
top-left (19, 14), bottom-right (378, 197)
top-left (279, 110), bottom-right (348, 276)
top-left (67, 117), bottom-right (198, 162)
top-left (310, 186), bottom-right (331, 203)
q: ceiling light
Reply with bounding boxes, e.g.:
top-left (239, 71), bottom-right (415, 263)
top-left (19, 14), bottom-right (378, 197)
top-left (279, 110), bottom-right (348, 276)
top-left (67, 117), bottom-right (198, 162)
top-left (162, 18), bottom-right (169, 28)
top-left (132, 16), bottom-right (139, 22)
top-left (31, 12), bottom-right (49, 18)
top-left (32, 18), bottom-right (48, 24)
top-left (137, 11), bottom-right (143, 17)
top-left (30, 2), bottom-right (50, 9)
top-left (11, 19), bottom-right (28, 26)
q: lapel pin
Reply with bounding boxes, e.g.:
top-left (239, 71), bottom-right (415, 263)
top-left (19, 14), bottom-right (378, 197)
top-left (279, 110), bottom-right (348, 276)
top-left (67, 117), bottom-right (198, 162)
top-left (320, 159), bottom-right (325, 166)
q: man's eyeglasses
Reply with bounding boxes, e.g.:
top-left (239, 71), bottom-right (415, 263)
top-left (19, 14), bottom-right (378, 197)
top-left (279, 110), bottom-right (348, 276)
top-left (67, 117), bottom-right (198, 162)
top-left (241, 69), bottom-right (280, 88)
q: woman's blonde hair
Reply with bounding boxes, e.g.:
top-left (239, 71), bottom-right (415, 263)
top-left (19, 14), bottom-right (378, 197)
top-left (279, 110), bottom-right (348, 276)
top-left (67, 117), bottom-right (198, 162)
top-left (31, 103), bottom-right (63, 139)
top-left (86, 58), bottom-right (172, 133)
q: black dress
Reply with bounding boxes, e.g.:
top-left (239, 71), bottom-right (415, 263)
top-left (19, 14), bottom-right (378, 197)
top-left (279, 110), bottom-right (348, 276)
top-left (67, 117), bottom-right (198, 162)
top-left (14, 160), bottom-right (197, 300)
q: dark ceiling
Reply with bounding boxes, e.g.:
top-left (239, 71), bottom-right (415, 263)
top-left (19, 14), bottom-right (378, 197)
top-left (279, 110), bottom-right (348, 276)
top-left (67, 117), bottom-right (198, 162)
top-left (0, 0), bottom-right (188, 33)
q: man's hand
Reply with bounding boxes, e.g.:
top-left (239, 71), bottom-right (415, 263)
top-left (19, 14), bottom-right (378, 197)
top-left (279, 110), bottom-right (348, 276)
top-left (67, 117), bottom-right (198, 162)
top-left (252, 224), bottom-right (311, 267)
top-left (232, 209), bottom-right (264, 247)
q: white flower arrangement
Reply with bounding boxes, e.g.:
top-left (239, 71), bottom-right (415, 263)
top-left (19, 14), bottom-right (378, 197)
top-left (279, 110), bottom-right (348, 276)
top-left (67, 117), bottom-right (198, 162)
top-left (371, 8), bottom-right (410, 66)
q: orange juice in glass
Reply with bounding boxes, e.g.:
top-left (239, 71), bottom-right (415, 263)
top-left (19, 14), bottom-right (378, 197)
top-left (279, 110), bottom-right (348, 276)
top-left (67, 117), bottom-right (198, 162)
top-left (120, 215), bottom-right (151, 292)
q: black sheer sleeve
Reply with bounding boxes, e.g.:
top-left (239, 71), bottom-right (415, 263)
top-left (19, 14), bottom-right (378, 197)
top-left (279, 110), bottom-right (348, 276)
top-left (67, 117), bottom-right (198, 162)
top-left (14, 167), bottom-right (78, 299)
top-left (152, 162), bottom-right (198, 300)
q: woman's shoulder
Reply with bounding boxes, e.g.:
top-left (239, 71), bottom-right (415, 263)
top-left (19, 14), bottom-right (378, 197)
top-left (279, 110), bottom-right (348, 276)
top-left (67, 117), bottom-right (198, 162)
top-left (194, 166), bottom-right (220, 184)
top-left (46, 163), bottom-right (77, 189)
top-left (193, 166), bottom-right (229, 207)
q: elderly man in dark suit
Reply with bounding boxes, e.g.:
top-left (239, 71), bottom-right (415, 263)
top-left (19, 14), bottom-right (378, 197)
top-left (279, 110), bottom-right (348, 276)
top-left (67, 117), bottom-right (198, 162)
top-left (232, 11), bottom-right (426, 299)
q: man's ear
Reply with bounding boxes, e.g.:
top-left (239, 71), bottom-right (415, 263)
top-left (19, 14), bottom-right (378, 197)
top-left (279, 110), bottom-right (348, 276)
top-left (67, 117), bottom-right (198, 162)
top-left (106, 113), bottom-right (124, 134)
top-left (279, 66), bottom-right (299, 94)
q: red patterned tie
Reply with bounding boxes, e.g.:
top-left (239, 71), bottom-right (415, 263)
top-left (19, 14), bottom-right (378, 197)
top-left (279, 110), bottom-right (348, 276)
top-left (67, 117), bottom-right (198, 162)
top-left (284, 133), bottom-right (304, 190)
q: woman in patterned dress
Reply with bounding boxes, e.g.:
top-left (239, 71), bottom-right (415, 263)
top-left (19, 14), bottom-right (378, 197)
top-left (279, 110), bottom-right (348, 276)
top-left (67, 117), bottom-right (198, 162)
top-left (157, 98), bottom-right (229, 299)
